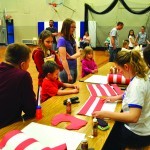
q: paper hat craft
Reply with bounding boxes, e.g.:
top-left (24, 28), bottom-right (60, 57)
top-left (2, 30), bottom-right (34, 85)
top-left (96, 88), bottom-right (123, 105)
top-left (108, 74), bottom-right (130, 85)
top-left (109, 66), bottom-right (118, 74)
top-left (0, 130), bottom-right (67, 150)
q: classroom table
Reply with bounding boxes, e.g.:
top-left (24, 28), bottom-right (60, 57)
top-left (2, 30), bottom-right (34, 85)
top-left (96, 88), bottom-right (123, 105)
top-left (0, 62), bottom-right (122, 150)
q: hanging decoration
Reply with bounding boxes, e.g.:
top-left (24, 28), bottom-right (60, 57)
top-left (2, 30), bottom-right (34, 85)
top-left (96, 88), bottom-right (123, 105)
top-left (84, 0), bottom-right (150, 32)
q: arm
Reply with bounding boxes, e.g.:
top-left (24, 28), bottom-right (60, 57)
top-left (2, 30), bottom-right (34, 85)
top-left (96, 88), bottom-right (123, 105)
top-left (59, 47), bottom-right (72, 82)
top-left (51, 50), bottom-right (63, 71)
top-left (82, 60), bottom-right (94, 74)
top-left (57, 88), bottom-right (79, 95)
top-left (63, 83), bottom-right (79, 90)
top-left (33, 50), bottom-right (45, 78)
top-left (67, 46), bottom-right (81, 59)
top-left (21, 73), bottom-right (36, 119)
top-left (111, 36), bottom-right (116, 49)
top-left (105, 94), bottom-right (123, 102)
top-left (129, 37), bottom-right (135, 44)
top-left (92, 107), bottom-right (141, 123)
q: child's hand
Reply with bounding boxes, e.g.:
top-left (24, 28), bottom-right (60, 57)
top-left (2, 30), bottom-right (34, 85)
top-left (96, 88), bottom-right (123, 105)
top-left (73, 85), bottom-right (79, 90)
top-left (105, 96), bottom-right (117, 103)
top-left (94, 69), bottom-right (98, 73)
top-left (72, 88), bottom-right (79, 94)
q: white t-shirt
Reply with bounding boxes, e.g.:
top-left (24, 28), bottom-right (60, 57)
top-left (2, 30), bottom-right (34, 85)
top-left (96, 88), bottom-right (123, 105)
top-left (122, 76), bottom-right (150, 136)
top-left (109, 27), bottom-right (118, 48)
top-left (129, 35), bottom-right (135, 48)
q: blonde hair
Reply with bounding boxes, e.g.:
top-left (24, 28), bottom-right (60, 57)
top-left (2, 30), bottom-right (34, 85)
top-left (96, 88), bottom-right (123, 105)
top-left (115, 50), bottom-right (148, 78)
top-left (82, 46), bottom-right (93, 59)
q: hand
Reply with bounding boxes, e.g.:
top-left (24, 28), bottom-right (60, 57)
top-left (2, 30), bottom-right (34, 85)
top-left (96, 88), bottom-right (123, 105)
top-left (66, 53), bottom-right (72, 59)
top-left (73, 85), bottom-right (79, 90)
top-left (105, 96), bottom-right (118, 103)
top-left (94, 69), bottom-right (98, 73)
top-left (113, 45), bottom-right (116, 50)
top-left (68, 74), bottom-right (73, 83)
top-left (72, 88), bottom-right (79, 94)
top-left (92, 111), bottom-right (106, 119)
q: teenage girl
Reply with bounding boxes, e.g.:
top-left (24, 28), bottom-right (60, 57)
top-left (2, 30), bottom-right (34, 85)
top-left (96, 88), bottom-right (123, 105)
top-left (92, 50), bottom-right (150, 149)
top-left (57, 18), bottom-right (80, 84)
top-left (81, 46), bottom-right (98, 78)
top-left (128, 29), bottom-right (136, 49)
top-left (32, 30), bottom-right (63, 87)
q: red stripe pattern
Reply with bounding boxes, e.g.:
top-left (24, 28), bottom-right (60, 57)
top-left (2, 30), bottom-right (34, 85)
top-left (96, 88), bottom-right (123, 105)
top-left (108, 74), bottom-right (130, 85)
top-left (78, 96), bottom-right (105, 116)
top-left (87, 84), bottom-right (121, 96)
top-left (0, 130), bottom-right (67, 150)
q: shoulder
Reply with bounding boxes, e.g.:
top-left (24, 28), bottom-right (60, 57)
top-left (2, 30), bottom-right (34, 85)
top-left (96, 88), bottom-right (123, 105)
top-left (32, 48), bottom-right (44, 57)
top-left (57, 37), bottom-right (66, 46)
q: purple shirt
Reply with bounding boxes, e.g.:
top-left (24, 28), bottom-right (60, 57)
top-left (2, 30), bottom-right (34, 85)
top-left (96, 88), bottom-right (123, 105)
top-left (0, 62), bottom-right (36, 128)
top-left (57, 37), bottom-right (77, 69)
top-left (81, 58), bottom-right (98, 77)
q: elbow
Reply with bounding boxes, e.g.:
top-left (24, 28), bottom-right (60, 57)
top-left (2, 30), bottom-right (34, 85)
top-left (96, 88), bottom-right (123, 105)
top-left (129, 116), bottom-right (139, 123)
top-left (131, 118), bottom-right (139, 123)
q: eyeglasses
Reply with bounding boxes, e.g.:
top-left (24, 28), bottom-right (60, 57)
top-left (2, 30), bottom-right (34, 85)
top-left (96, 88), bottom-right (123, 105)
top-left (71, 26), bottom-right (76, 28)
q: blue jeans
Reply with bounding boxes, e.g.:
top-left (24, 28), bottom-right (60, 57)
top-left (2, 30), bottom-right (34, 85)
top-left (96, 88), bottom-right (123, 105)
top-left (109, 47), bottom-right (118, 62)
top-left (59, 68), bottom-right (77, 83)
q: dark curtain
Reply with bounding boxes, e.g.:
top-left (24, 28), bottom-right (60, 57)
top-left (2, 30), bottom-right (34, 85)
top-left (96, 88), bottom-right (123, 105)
top-left (84, 0), bottom-right (150, 32)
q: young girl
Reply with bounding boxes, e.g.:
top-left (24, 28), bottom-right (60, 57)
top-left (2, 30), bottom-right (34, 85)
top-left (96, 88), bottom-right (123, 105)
top-left (128, 29), bottom-right (136, 49)
top-left (32, 30), bottom-right (63, 87)
top-left (41, 61), bottom-right (79, 102)
top-left (81, 46), bottom-right (98, 78)
top-left (92, 50), bottom-right (150, 149)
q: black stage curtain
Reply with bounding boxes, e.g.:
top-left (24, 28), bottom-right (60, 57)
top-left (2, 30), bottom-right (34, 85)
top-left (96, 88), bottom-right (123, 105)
top-left (84, 0), bottom-right (150, 32)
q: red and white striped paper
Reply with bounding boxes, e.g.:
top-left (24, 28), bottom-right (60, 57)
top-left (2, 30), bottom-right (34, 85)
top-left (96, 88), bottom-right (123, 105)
top-left (87, 83), bottom-right (123, 97)
top-left (77, 96), bottom-right (117, 116)
top-left (108, 74), bottom-right (130, 85)
top-left (0, 130), bottom-right (67, 150)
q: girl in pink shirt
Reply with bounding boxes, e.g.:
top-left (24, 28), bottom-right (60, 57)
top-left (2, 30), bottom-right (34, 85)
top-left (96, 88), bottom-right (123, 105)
top-left (81, 46), bottom-right (98, 78)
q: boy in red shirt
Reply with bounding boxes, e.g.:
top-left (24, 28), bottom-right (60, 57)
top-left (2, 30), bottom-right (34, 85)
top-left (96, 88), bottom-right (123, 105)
top-left (41, 61), bottom-right (79, 102)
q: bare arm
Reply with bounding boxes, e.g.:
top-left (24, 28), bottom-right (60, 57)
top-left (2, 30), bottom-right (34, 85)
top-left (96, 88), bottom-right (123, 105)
top-left (105, 94), bottom-right (123, 102)
top-left (92, 107), bottom-right (141, 123)
top-left (57, 88), bottom-right (79, 95)
top-left (111, 36), bottom-right (116, 49)
top-left (59, 47), bottom-right (72, 82)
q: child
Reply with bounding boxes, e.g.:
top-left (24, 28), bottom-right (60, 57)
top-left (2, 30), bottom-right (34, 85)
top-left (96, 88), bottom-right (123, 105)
top-left (104, 32), bottom-right (110, 50)
top-left (92, 50), bottom-right (150, 149)
top-left (32, 30), bottom-right (63, 87)
top-left (121, 39), bottom-right (129, 50)
top-left (81, 46), bottom-right (98, 78)
top-left (0, 43), bottom-right (36, 128)
top-left (128, 29), bottom-right (136, 49)
top-left (41, 61), bottom-right (79, 102)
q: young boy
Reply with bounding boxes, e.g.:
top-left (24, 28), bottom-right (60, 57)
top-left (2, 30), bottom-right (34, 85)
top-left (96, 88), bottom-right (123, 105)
top-left (121, 40), bottom-right (129, 50)
top-left (41, 61), bottom-right (79, 102)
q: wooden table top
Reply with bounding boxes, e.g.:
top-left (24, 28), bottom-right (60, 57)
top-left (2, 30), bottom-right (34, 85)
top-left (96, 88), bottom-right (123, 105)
top-left (0, 62), bottom-right (122, 150)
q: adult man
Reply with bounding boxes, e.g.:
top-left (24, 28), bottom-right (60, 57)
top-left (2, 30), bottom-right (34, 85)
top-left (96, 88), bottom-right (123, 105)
top-left (109, 22), bottom-right (124, 62)
top-left (46, 20), bottom-right (58, 51)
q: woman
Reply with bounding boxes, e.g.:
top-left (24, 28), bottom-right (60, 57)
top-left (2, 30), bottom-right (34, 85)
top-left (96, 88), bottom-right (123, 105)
top-left (0, 43), bottom-right (36, 128)
top-left (57, 18), bottom-right (80, 83)
top-left (92, 50), bottom-right (150, 149)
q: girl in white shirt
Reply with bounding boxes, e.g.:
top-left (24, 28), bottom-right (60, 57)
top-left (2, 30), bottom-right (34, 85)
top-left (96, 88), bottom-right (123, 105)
top-left (93, 50), bottom-right (150, 149)
top-left (128, 29), bottom-right (136, 49)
